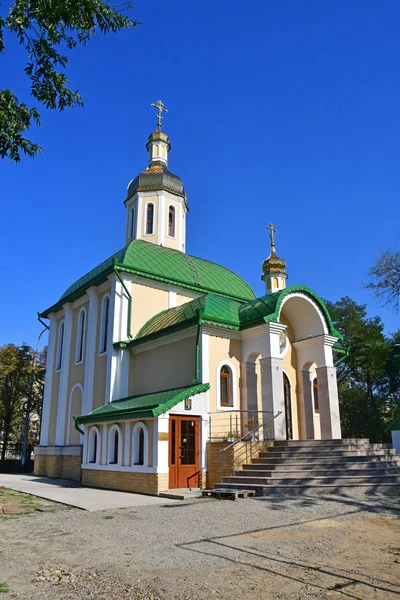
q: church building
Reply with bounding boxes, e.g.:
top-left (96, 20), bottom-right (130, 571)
top-left (34, 102), bottom-right (343, 494)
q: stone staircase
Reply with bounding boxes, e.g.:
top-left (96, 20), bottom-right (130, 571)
top-left (215, 439), bottom-right (400, 495)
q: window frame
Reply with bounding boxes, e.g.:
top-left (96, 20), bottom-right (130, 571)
top-left (55, 320), bottom-right (65, 372)
top-left (217, 361), bottom-right (236, 410)
top-left (88, 426), bottom-right (101, 464)
top-left (128, 206), bottom-right (135, 240)
top-left (312, 377), bottom-right (320, 414)
top-left (132, 421), bottom-right (149, 467)
top-left (107, 424), bottom-right (122, 466)
top-left (168, 205), bottom-right (176, 238)
top-left (145, 202), bottom-right (154, 235)
top-left (75, 307), bottom-right (86, 364)
top-left (99, 294), bottom-right (111, 356)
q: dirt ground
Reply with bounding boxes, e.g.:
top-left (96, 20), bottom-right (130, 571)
top-left (0, 488), bottom-right (399, 599)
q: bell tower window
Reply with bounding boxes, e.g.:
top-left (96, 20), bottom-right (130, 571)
top-left (128, 206), bottom-right (135, 240)
top-left (168, 206), bottom-right (175, 238)
top-left (146, 203), bottom-right (154, 235)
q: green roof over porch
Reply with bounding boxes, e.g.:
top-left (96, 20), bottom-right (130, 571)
top-left (76, 383), bottom-right (210, 425)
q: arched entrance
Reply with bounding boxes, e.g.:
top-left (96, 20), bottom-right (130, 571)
top-left (283, 373), bottom-right (293, 440)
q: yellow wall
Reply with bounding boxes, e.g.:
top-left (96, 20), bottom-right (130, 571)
top-left (280, 314), bottom-right (299, 439)
top-left (129, 336), bottom-right (196, 395)
top-left (208, 335), bottom-right (242, 413)
top-left (130, 282), bottom-right (169, 337)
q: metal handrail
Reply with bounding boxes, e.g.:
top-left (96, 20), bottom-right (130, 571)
top-left (187, 466), bottom-right (206, 491)
top-left (219, 411), bottom-right (283, 481)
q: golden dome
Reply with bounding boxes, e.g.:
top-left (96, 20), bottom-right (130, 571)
top-left (262, 243), bottom-right (287, 275)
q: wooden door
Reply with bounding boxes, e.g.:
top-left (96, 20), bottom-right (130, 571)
top-left (169, 416), bottom-right (200, 489)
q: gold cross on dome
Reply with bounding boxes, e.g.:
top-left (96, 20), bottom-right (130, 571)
top-left (266, 222), bottom-right (277, 246)
top-left (151, 100), bottom-right (168, 131)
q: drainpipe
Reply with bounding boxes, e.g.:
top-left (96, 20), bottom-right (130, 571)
top-left (73, 416), bottom-right (84, 436)
top-left (192, 309), bottom-right (204, 384)
top-left (334, 345), bottom-right (351, 368)
top-left (113, 259), bottom-right (133, 340)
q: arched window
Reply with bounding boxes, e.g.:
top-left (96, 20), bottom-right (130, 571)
top-left (88, 426), bottom-right (100, 463)
top-left (132, 422), bottom-right (148, 466)
top-left (75, 307), bottom-right (86, 364)
top-left (99, 294), bottom-right (110, 355)
top-left (128, 206), bottom-right (135, 240)
top-left (56, 320), bottom-right (65, 371)
top-left (220, 365), bottom-right (233, 407)
top-left (313, 378), bottom-right (319, 413)
top-left (146, 203), bottom-right (154, 235)
top-left (108, 425), bottom-right (122, 465)
top-left (161, 145), bottom-right (166, 158)
top-left (168, 205), bottom-right (175, 237)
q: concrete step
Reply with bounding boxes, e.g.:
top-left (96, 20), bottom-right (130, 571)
top-left (243, 461), bottom-right (400, 471)
top-left (266, 444), bottom-right (391, 453)
top-left (273, 439), bottom-right (371, 447)
top-left (239, 467), bottom-right (400, 478)
top-left (258, 449), bottom-right (396, 459)
top-left (253, 450), bottom-right (400, 464)
top-left (222, 475), bottom-right (400, 485)
top-left (252, 455), bottom-right (400, 466)
top-left (213, 482), bottom-right (400, 496)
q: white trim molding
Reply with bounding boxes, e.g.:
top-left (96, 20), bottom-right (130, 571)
top-left (132, 421), bottom-right (149, 467)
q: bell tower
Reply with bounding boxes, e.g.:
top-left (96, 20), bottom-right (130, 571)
top-left (124, 101), bottom-right (188, 252)
top-left (262, 222), bottom-right (288, 294)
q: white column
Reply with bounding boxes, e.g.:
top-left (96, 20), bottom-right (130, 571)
top-left (39, 314), bottom-right (57, 446)
top-left (101, 423), bottom-right (108, 465)
top-left (296, 370), bottom-right (315, 440)
top-left (316, 366), bottom-right (342, 439)
top-left (55, 304), bottom-right (73, 445)
top-left (109, 276), bottom-right (130, 402)
top-left (157, 193), bottom-right (165, 246)
top-left (156, 415), bottom-right (169, 473)
top-left (124, 421), bottom-right (131, 466)
top-left (83, 287), bottom-right (98, 416)
top-left (201, 332), bottom-right (209, 384)
top-left (259, 323), bottom-right (287, 440)
top-left (105, 277), bottom-right (117, 404)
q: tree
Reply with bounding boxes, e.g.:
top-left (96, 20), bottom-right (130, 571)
top-left (326, 297), bottom-right (399, 442)
top-left (1, 1), bottom-right (139, 162)
top-left (0, 343), bottom-right (45, 461)
top-left (367, 246), bottom-right (400, 312)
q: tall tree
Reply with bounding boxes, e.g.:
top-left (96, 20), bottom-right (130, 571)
top-left (326, 297), bottom-right (399, 441)
top-left (0, 344), bottom-right (31, 460)
top-left (1, 0), bottom-right (139, 162)
top-left (367, 246), bottom-right (400, 312)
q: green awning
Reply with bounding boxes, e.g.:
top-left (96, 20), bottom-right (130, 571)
top-left (76, 383), bottom-right (210, 426)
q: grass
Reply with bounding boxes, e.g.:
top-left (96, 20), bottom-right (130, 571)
top-left (0, 583), bottom-right (9, 593)
top-left (103, 515), bottom-right (114, 520)
top-left (0, 487), bottom-right (58, 518)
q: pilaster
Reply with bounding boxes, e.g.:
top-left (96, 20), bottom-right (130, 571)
top-left (39, 314), bottom-right (57, 446)
top-left (296, 370), bottom-right (315, 439)
top-left (260, 357), bottom-right (286, 439)
top-left (82, 287), bottom-right (98, 416)
top-left (316, 366), bottom-right (342, 439)
top-left (55, 304), bottom-right (73, 445)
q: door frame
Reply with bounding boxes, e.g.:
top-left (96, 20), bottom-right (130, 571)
top-left (283, 372), bottom-right (293, 440)
top-left (168, 414), bottom-right (201, 489)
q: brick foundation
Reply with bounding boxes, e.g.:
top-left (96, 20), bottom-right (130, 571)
top-left (206, 441), bottom-right (264, 488)
top-left (34, 446), bottom-right (83, 482)
top-left (82, 469), bottom-right (168, 495)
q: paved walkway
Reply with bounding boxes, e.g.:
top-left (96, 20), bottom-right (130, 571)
top-left (0, 473), bottom-right (181, 511)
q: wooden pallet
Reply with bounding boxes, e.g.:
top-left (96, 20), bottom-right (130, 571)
top-left (202, 488), bottom-right (255, 501)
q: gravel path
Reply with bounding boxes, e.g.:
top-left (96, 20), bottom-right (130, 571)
top-left (1, 488), bottom-right (399, 599)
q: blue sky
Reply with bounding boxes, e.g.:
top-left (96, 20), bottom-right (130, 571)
top-left (1, 0), bottom-right (399, 348)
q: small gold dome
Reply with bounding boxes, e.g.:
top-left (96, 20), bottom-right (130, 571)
top-left (262, 244), bottom-right (287, 275)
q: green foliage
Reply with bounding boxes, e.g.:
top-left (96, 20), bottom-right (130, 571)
top-left (0, 583), bottom-right (9, 593)
top-left (0, 343), bottom-right (46, 460)
top-left (367, 246), bottom-right (400, 313)
top-left (326, 297), bottom-right (400, 442)
top-left (1, 0), bottom-right (139, 161)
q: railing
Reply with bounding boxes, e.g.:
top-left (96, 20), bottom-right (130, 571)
top-left (219, 411), bottom-right (283, 481)
top-left (208, 410), bottom-right (273, 442)
top-left (187, 466), bottom-right (206, 491)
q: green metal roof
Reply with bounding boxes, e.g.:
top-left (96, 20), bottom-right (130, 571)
top-left (41, 240), bottom-right (256, 316)
top-left (135, 293), bottom-right (242, 342)
top-left (76, 383), bottom-right (210, 425)
top-left (119, 285), bottom-right (342, 347)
